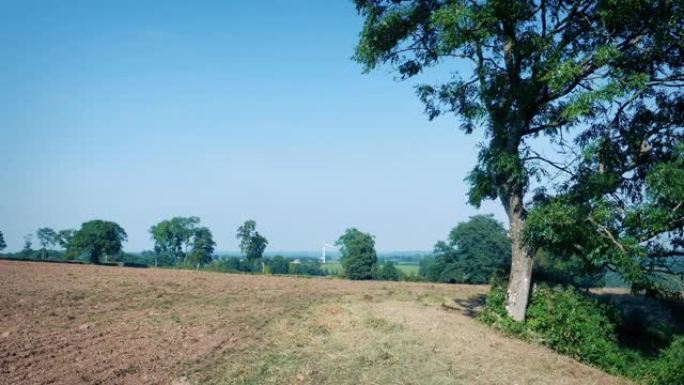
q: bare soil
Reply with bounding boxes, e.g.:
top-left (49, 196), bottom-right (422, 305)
top-left (0, 260), bottom-right (632, 385)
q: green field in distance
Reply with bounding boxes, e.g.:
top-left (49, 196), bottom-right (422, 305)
top-left (322, 262), bottom-right (419, 276)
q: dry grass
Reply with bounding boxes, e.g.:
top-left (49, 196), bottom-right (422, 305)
top-left (0, 260), bottom-right (633, 385)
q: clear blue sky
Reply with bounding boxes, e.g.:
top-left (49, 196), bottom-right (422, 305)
top-left (0, 0), bottom-right (505, 252)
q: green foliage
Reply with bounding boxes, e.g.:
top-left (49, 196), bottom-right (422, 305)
top-left (57, 229), bottom-right (74, 247)
top-left (208, 255), bottom-right (327, 277)
top-left (68, 220), bottom-right (127, 264)
top-left (525, 144), bottom-right (684, 297)
top-left (525, 286), bottom-right (627, 372)
top-left (336, 228), bottom-right (377, 280)
top-left (642, 337), bottom-right (684, 385)
top-left (355, 0), bottom-right (684, 316)
top-left (187, 227), bottom-right (215, 267)
top-left (377, 261), bottom-right (402, 281)
top-left (288, 260), bottom-right (327, 277)
top-left (430, 215), bottom-right (511, 284)
top-left (22, 234), bottom-right (33, 257)
top-left (150, 217), bottom-right (218, 267)
top-left (481, 282), bottom-right (626, 372)
top-left (533, 250), bottom-right (605, 288)
top-left (150, 216), bottom-right (200, 265)
top-left (210, 256), bottom-right (249, 273)
top-left (36, 227), bottom-right (58, 259)
top-left (0, 230), bottom-right (6, 251)
top-left (481, 280), bottom-right (684, 384)
top-left (418, 255), bottom-right (434, 279)
top-left (265, 255), bottom-right (290, 274)
top-left (236, 220), bottom-right (268, 262)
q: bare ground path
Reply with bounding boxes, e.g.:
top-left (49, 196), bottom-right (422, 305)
top-left (0, 261), bottom-right (632, 385)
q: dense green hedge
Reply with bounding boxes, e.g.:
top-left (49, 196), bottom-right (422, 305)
top-left (480, 279), bottom-right (684, 385)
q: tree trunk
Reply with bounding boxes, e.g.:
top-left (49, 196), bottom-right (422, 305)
top-left (502, 189), bottom-right (535, 321)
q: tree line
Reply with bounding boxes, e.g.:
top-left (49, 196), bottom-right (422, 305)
top-left (1, 215), bottom-right (545, 284)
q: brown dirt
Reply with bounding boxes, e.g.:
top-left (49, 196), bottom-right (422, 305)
top-left (0, 260), bottom-right (633, 385)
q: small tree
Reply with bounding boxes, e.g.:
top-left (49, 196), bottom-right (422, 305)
top-left (378, 261), bottom-right (402, 281)
top-left (236, 220), bottom-right (268, 267)
top-left (36, 227), bottom-right (58, 260)
top-left (336, 228), bottom-right (377, 280)
top-left (0, 230), bottom-right (6, 252)
top-left (69, 220), bottom-right (127, 264)
top-left (22, 233), bottom-right (33, 258)
top-left (266, 255), bottom-right (290, 274)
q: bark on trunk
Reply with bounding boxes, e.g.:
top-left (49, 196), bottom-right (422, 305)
top-left (503, 190), bottom-right (535, 321)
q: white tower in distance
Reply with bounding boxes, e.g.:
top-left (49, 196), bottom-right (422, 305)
top-left (321, 242), bottom-right (335, 264)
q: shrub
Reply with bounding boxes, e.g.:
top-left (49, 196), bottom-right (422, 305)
top-left (377, 261), bottom-right (402, 281)
top-left (642, 337), bottom-right (684, 385)
top-left (479, 276), bottom-right (532, 336)
top-left (481, 280), bottom-right (684, 384)
top-left (525, 286), bottom-right (627, 373)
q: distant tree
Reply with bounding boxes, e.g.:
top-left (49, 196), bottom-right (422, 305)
top-left (266, 255), bottom-right (290, 274)
top-left (378, 261), bottom-right (402, 281)
top-left (187, 227), bottom-right (216, 268)
top-left (431, 215), bottom-right (511, 284)
top-left (418, 255), bottom-right (435, 280)
top-left (236, 220), bottom-right (268, 266)
top-left (150, 216), bottom-right (200, 265)
top-left (0, 230), bottom-right (6, 252)
top-left (288, 260), bottom-right (327, 276)
top-left (36, 227), bottom-right (58, 259)
top-left (353, 0), bottom-right (683, 321)
top-left (22, 233), bottom-right (33, 257)
top-left (69, 220), bottom-right (127, 264)
top-left (57, 229), bottom-right (75, 248)
top-left (336, 228), bottom-right (377, 280)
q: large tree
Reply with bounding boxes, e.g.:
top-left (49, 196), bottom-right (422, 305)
top-left (0, 230), bottom-right (6, 252)
top-left (69, 220), bottom-right (127, 264)
top-left (354, 0), bottom-right (682, 320)
top-left (336, 227), bottom-right (378, 280)
top-left (431, 215), bottom-right (511, 283)
top-left (150, 216), bottom-right (200, 265)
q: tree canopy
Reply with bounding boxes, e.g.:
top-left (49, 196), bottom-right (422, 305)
top-left (0, 230), bottom-right (6, 251)
top-left (236, 220), bottom-right (268, 263)
top-left (36, 227), bottom-right (58, 259)
top-left (188, 226), bottom-right (216, 267)
top-left (57, 229), bottom-right (75, 249)
top-left (430, 215), bottom-right (511, 283)
top-left (354, 0), bottom-right (683, 319)
top-left (150, 216), bottom-right (200, 265)
top-left (69, 220), bottom-right (127, 264)
top-left (336, 227), bottom-right (378, 280)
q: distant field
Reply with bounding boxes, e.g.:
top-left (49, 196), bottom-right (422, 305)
top-left (322, 262), bottom-right (420, 276)
top-left (0, 260), bottom-right (631, 385)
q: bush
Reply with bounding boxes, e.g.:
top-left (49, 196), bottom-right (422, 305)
top-left (641, 337), bottom-right (684, 385)
top-left (377, 261), bottom-right (402, 281)
top-left (525, 286), bottom-right (627, 373)
top-left (479, 277), bottom-right (532, 336)
top-left (481, 280), bottom-right (684, 384)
